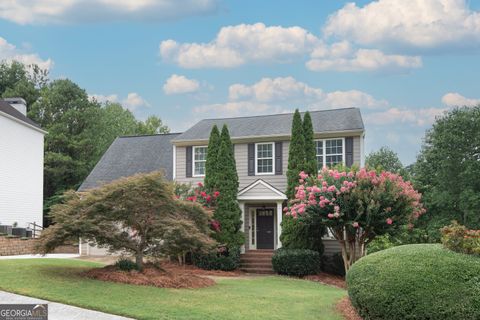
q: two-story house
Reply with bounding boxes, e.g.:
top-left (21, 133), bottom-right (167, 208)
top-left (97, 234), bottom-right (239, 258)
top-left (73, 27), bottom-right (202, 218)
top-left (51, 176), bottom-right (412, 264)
top-left (79, 108), bottom-right (364, 257)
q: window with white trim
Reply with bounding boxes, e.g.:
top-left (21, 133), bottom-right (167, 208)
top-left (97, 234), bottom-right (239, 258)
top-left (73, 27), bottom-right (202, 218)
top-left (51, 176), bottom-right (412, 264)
top-left (255, 142), bottom-right (274, 174)
top-left (315, 138), bottom-right (344, 170)
top-left (193, 146), bottom-right (207, 176)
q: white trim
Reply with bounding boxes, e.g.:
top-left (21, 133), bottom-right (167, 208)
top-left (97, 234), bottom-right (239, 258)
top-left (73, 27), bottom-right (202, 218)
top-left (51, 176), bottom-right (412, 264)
top-left (254, 142), bottom-right (275, 175)
top-left (237, 179), bottom-right (287, 200)
top-left (276, 201), bottom-right (283, 248)
top-left (315, 137), bottom-right (346, 169)
top-left (360, 133), bottom-right (365, 167)
top-left (240, 201), bottom-right (246, 253)
top-left (249, 207), bottom-right (257, 250)
top-left (172, 145), bottom-right (176, 180)
top-left (192, 145), bottom-right (207, 177)
top-left (248, 206), bottom-right (278, 250)
top-left (0, 111), bottom-right (47, 134)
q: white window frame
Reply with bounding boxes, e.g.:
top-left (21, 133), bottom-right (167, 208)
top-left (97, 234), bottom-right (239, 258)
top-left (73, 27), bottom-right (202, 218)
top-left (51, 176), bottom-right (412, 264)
top-left (192, 145), bottom-right (208, 177)
top-left (255, 142), bottom-right (275, 175)
top-left (315, 138), bottom-right (346, 170)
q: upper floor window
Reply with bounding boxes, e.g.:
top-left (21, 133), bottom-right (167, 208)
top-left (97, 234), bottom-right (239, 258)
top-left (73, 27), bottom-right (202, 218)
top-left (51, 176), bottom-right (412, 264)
top-left (193, 146), bottom-right (207, 177)
top-left (255, 142), bottom-right (274, 175)
top-left (315, 138), bottom-right (344, 170)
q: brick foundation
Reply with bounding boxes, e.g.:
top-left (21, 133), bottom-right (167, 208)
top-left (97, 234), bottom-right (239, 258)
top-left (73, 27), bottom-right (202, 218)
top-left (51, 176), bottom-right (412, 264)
top-left (0, 236), bottom-right (78, 256)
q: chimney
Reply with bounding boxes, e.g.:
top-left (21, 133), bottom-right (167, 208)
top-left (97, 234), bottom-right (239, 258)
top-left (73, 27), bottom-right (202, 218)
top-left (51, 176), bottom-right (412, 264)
top-left (3, 98), bottom-right (27, 116)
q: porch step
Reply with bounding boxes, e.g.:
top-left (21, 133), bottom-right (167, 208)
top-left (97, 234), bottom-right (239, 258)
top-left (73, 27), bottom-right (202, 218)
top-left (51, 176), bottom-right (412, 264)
top-left (240, 250), bottom-right (274, 274)
top-left (240, 267), bottom-right (275, 274)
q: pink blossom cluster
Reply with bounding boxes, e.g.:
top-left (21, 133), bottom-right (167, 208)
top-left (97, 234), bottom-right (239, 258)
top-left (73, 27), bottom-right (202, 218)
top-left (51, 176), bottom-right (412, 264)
top-left (286, 168), bottom-right (425, 228)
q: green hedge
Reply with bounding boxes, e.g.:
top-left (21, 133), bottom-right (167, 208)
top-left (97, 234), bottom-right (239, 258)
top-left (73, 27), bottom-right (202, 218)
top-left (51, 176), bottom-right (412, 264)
top-left (192, 247), bottom-right (240, 271)
top-left (272, 248), bottom-right (320, 277)
top-left (321, 252), bottom-right (345, 276)
top-left (347, 244), bottom-right (480, 320)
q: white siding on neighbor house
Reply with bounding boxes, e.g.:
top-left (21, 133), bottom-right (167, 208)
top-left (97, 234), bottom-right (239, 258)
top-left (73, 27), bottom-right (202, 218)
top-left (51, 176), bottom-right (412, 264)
top-left (0, 115), bottom-right (44, 228)
top-left (175, 135), bottom-right (362, 192)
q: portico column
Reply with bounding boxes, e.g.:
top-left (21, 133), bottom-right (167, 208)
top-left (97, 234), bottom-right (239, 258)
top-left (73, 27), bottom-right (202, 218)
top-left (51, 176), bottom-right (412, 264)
top-left (276, 201), bottom-right (283, 248)
top-left (239, 201), bottom-right (246, 253)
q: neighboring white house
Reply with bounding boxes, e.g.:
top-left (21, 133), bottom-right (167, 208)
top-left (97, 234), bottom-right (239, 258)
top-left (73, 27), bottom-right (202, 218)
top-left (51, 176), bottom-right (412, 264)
top-left (0, 98), bottom-right (46, 229)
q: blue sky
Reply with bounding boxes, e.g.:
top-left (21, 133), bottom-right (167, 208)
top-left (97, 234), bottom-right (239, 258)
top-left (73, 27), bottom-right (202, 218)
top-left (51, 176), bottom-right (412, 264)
top-left (1, 0), bottom-right (480, 165)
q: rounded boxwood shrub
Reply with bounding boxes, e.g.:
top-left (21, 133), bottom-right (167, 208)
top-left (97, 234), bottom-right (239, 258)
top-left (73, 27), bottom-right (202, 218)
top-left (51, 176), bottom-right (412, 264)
top-left (321, 252), bottom-right (345, 276)
top-left (347, 244), bottom-right (480, 320)
top-left (192, 247), bottom-right (240, 271)
top-left (272, 248), bottom-right (320, 277)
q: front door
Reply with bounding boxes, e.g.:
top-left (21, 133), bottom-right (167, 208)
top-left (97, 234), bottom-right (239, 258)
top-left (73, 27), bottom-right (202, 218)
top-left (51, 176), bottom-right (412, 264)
top-left (256, 208), bottom-right (274, 249)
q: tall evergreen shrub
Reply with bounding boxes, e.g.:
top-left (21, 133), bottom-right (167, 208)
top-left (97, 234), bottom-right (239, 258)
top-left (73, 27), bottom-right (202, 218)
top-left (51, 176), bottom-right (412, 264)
top-left (286, 109), bottom-right (305, 199)
top-left (212, 125), bottom-right (244, 248)
top-left (204, 125), bottom-right (221, 191)
top-left (303, 111), bottom-right (317, 175)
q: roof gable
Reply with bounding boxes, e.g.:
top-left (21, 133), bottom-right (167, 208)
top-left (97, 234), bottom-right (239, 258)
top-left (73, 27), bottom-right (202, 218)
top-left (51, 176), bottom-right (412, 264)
top-left (78, 133), bottom-right (180, 191)
top-left (238, 180), bottom-right (287, 201)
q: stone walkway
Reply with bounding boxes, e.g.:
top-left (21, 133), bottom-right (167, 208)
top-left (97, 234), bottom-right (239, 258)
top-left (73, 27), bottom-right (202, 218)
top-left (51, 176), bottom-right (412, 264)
top-left (0, 291), bottom-right (134, 320)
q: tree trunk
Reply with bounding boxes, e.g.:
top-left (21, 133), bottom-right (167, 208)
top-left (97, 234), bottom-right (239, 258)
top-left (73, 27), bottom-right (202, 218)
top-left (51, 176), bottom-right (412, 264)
top-left (136, 252), bottom-right (144, 271)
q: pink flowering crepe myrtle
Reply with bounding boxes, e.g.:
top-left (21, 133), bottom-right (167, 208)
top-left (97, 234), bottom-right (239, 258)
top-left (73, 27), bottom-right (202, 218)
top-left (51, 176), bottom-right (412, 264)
top-left (286, 168), bottom-right (426, 271)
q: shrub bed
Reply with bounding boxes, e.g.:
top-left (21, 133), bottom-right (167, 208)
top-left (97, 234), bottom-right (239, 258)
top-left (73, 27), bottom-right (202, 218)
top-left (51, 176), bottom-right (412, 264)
top-left (192, 247), bottom-right (240, 271)
top-left (272, 248), bottom-right (320, 277)
top-left (347, 244), bottom-right (480, 320)
top-left (321, 252), bottom-right (345, 276)
top-left (441, 221), bottom-right (480, 255)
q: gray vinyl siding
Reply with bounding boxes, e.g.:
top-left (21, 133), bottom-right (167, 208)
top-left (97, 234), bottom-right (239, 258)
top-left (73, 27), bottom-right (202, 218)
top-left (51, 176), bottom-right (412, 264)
top-left (323, 239), bottom-right (342, 256)
top-left (236, 142), bottom-right (289, 192)
top-left (175, 135), bottom-right (362, 190)
top-left (353, 136), bottom-right (361, 166)
top-left (175, 146), bottom-right (204, 186)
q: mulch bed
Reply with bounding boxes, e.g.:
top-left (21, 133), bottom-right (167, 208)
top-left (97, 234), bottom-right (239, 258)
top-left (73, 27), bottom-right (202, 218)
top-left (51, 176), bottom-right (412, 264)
top-left (84, 261), bottom-right (243, 289)
top-left (304, 273), bottom-right (362, 320)
top-left (304, 272), bottom-right (347, 289)
top-left (336, 297), bottom-right (363, 320)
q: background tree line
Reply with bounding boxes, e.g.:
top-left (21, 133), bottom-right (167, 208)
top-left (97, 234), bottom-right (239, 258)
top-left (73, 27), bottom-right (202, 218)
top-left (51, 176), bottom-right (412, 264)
top-left (366, 105), bottom-right (480, 245)
top-left (1, 61), bottom-right (169, 223)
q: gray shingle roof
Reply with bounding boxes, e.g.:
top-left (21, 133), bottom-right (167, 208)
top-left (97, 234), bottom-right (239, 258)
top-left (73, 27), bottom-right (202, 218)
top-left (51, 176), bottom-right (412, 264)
top-left (78, 133), bottom-right (180, 191)
top-left (173, 108), bottom-right (364, 142)
top-left (0, 100), bottom-right (42, 129)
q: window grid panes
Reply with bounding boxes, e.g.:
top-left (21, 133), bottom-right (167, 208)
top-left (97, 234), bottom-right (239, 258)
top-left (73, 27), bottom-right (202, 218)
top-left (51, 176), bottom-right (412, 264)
top-left (193, 147), bottom-right (207, 176)
top-left (256, 143), bottom-right (274, 174)
top-left (315, 139), bottom-right (344, 169)
top-left (325, 139), bottom-right (343, 167)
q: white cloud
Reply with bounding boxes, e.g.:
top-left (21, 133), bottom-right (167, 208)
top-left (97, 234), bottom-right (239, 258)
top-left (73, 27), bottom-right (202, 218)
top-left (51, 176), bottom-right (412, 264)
top-left (122, 92), bottom-right (150, 111)
top-left (89, 94), bottom-right (119, 104)
top-left (365, 107), bottom-right (447, 126)
top-left (0, 0), bottom-right (219, 25)
top-left (160, 23), bottom-right (319, 68)
top-left (324, 0), bottom-right (480, 50)
top-left (89, 92), bottom-right (149, 111)
top-left (163, 74), bottom-right (200, 95)
top-left (229, 77), bottom-right (323, 102)
top-left (193, 101), bottom-right (278, 118)
top-left (0, 37), bottom-right (53, 70)
top-left (307, 47), bottom-right (422, 72)
top-left (441, 92), bottom-right (480, 107)
top-left (228, 76), bottom-right (387, 109)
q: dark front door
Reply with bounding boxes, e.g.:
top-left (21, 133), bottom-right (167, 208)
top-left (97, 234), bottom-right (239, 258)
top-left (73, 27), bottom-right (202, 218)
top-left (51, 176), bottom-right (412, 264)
top-left (256, 208), bottom-right (274, 249)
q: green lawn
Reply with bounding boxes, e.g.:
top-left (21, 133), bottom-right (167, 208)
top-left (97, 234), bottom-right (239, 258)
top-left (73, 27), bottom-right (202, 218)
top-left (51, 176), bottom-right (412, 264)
top-left (0, 259), bottom-right (346, 320)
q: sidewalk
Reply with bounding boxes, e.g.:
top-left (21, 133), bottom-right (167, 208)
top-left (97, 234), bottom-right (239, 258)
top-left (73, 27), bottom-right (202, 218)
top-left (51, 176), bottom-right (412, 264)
top-left (0, 254), bottom-right (79, 260)
top-left (0, 291), bottom-right (134, 320)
